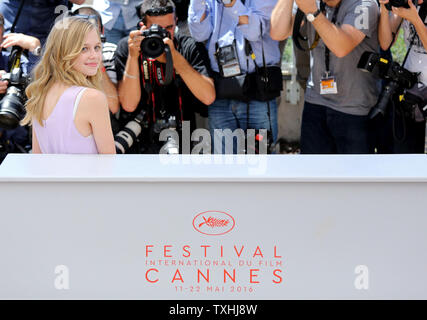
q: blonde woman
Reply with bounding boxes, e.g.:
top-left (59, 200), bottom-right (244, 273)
top-left (22, 17), bottom-right (115, 154)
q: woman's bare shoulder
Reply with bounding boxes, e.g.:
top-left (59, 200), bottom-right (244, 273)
top-left (79, 88), bottom-right (108, 112)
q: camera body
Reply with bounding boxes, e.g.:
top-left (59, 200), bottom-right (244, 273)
top-left (358, 51), bottom-right (419, 118)
top-left (0, 48), bottom-right (31, 130)
top-left (140, 24), bottom-right (171, 59)
top-left (114, 109), bottom-right (181, 154)
top-left (385, 0), bottom-right (418, 10)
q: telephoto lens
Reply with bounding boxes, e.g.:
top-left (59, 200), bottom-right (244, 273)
top-left (114, 110), bottom-right (147, 154)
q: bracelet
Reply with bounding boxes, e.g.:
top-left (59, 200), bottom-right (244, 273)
top-left (124, 71), bottom-right (138, 79)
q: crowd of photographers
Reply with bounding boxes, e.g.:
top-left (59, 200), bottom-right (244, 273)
top-left (0, 0), bottom-right (426, 159)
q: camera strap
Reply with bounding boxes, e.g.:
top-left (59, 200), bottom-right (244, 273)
top-left (10, 0), bottom-right (27, 33)
top-left (401, 2), bottom-right (427, 67)
top-left (324, 3), bottom-right (341, 75)
top-left (140, 57), bottom-right (183, 123)
top-left (292, 2), bottom-right (324, 51)
top-left (260, 23), bottom-right (273, 137)
top-left (243, 23), bottom-right (273, 138)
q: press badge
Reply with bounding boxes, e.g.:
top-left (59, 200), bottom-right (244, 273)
top-left (215, 40), bottom-right (242, 78)
top-left (320, 73), bottom-right (338, 95)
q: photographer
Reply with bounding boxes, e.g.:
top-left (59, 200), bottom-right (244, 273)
top-left (188, 0), bottom-right (281, 154)
top-left (0, 0), bottom-right (85, 70)
top-left (115, 0), bottom-right (215, 154)
top-left (0, 13), bottom-right (30, 162)
top-left (271, 0), bottom-right (380, 154)
top-left (378, 0), bottom-right (427, 153)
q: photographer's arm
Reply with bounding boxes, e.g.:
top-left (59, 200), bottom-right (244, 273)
top-left (118, 56), bottom-right (141, 112)
top-left (271, 0), bottom-right (296, 41)
top-left (1, 33), bottom-right (40, 53)
top-left (118, 31), bottom-right (142, 113)
top-left (312, 15), bottom-right (365, 57)
top-left (168, 39), bottom-right (215, 106)
top-left (100, 65), bottom-right (119, 114)
top-left (295, 0), bottom-right (366, 58)
top-left (379, 1), bottom-right (402, 50)
top-left (392, 0), bottom-right (427, 51)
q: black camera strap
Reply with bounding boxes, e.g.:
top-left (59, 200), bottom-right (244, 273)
top-left (293, 9), bottom-right (308, 51)
top-left (243, 23), bottom-right (273, 140)
top-left (324, 3), bottom-right (341, 75)
top-left (293, 2), bottom-right (324, 51)
top-left (6, 0), bottom-right (27, 72)
top-left (401, 3), bottom-right (427, 67)
top-left (10, 0), bottom-right (26, 33)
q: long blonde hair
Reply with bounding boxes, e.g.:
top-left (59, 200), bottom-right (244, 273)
top-left (22, 17), bottom-right (103, 126)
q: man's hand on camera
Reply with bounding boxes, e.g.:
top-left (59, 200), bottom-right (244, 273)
top-left (391, 0), bottom-right (424, 24)
top-left (0, 70), bottom-right (8, 95)
top-left (154, 37), bottom-right (178, 64)
top-left (1, 33), bottom-right (40, 52)
top-left (295, 0), bottom-right (318, 15)
top-left (128, 28), bottom-right (145, 59)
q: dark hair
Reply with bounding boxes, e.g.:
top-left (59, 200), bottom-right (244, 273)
top-left (136, 0), bottom-right (176, 24)
top-left (0, 13), bottom-right (4, 30)
top-left (72, 6), bottom-right (103, 31)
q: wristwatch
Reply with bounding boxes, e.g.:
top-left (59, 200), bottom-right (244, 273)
top-left (31, 46), bottom-right (42, 56)
top-left (306, 9), bottom-right (321, 23)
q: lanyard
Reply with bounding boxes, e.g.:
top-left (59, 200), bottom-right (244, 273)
top-left (324, 3), bottom-right (341, 75)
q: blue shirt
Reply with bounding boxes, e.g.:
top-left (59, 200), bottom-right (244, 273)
top-left (188, 0), bottom-right (281, 74)
top-left (0, 0), bottom-right (67, 72)
top-left (90, 0), bottom-right (140, 31)
top-left (0, 53), bottom-right (7, 72)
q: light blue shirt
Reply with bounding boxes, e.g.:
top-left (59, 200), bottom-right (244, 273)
top-left (188, 0), bottom-right (281, 74)
top-left (90, 0), bottom-right (140, 31)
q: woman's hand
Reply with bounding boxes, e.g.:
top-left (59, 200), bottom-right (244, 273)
top-left (391, 0), bottom-right (423, 25)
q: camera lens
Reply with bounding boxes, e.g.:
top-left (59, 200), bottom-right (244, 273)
top-left (141, 37), bottom-right (165, 59)
top-left (0, 88), bottom-right (26, 130)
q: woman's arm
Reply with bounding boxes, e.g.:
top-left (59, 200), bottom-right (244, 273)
top-left (80, 89), bottom-right (116, 154)
top-left (378, 0), bottom-right (403, 50)
top-left (392, 0), bottom-right (427, 51)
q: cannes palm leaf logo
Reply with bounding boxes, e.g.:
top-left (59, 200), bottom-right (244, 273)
top-left (198, 216), bottom-right (230, 228)
top-left (193, 211), bottom-right (235, 236)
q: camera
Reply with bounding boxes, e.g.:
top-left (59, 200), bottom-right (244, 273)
top-left (358, 51), bottom-right (419, 119)
top-left (0, 47), bottom-right (31, 130)
top-left (114, 109), bottom-right (148, 154)
top-left (385, 0), bottom-right (418, 10)
top-left (140, 24), bottom-right (171, 59)
top-left (154, 115), bottom-right (180, 154)
top-left (115, 110), bottom-right (181, 154)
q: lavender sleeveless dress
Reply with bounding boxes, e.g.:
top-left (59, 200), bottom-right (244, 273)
top-left (33, 86), bottom-right (98, 154)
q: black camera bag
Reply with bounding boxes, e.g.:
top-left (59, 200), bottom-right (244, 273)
top-left (251, 66), bottom-right (283, 101)
top-left (213, 72), bottom-right (251, 102)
